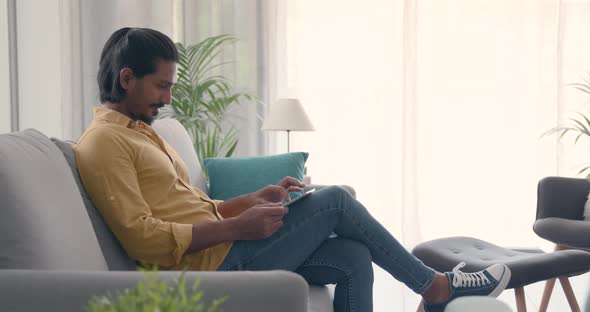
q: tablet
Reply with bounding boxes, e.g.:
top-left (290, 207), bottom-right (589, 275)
top-left (284, 188), bottom-right (316, 207)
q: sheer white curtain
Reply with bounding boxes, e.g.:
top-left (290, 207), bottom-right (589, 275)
top-left (182, 0), bottom-right (287, 156)
top-left (0, 0), bottom-right (10, 133)
top-left (7, 0), bottom-right (280, 152)
top-left (75, 0), bottom-right (279, 155)
top-left (2, 0), bottom-right (181, 139)
top-left (286, 0), bottom-right (590, 310)
top-left (415, 0), bottom-right (559, 248)
top-left (77, 0), bottom-right (178, 139)
top-left (75, 0), bottom-right (284, 157)
top-left (416, 0), bottom-right (590, 249)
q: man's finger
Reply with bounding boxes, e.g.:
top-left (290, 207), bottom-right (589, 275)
top-left (289, 176), bottom-right (305, 187)
top-left (280, 176), bottom-right (304, 188)
top-left (279, 176), bottom-right (293, 185)
top-left (264, 206), bottom-right (288, 216)
top-left (281, 188), bottom-right (290, 201)
top-left (271, 220), bottom-right (284, 230)
top-left (287, 186), bottom-right (303, 193)
top-left (269, 214), bottom-right (285, 222)
top-left (258, 202), bottom-right (283, 208)
top-left (271, 185), bottom-right (289, 201)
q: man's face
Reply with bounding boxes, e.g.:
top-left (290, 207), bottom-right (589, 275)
top-left (123, 60), bottom-right (177, 125)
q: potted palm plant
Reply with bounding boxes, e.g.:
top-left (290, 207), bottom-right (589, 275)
top-left (543, 74), bottom-right (590, 177)
top-left (157, 35), bottom-right (262, 179)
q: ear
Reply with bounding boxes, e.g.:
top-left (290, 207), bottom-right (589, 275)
top-left (119, 67), bottom-right (135, 90)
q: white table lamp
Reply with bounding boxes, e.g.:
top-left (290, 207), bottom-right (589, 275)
top-left (261, 98), bottom-right (315, 152)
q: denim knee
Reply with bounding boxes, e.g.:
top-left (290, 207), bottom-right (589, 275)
top-left (326, 185), bottom-right (353, 197)
top-left (320, 185), bottom-right (354, 206)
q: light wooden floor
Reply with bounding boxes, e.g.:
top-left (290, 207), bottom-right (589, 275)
top-left (370, 264), bottom-right (590, 311)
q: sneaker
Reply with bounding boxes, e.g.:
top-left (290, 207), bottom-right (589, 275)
top-left (424, 262), bottom-right (511, 312)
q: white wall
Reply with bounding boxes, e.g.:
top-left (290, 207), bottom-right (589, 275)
top-left (0, 0), bottom-right (11, 133)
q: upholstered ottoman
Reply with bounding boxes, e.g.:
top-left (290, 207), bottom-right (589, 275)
top-left (412, 236), bottom-right (590, 312)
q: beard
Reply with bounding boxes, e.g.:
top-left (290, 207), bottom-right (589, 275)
top-left (136, 103), bottom-right (164, 125)
top-left (129, 110), bottom-right (154, 125)
top-left (138, 114), bottom-right (154, 125)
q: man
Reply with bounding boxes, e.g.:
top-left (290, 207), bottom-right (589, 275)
top-left (75, 27), bottom-right (511, 312)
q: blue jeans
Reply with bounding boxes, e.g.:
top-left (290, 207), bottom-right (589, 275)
top-left (217, 186), bottom-right (436, 312)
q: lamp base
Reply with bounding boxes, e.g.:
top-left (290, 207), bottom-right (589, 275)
top-left (303, 166), bottom-right (310, 184)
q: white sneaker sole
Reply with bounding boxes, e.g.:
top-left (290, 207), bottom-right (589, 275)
top-left (489, 265), bottom-right (511, 297)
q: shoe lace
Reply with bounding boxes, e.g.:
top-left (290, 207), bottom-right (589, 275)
top-left (451, 262), bottom-right (491, 288)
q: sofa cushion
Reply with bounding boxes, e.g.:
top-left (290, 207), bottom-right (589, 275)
top-left (152, 118), bottom-right (209, 193)
top-left (204, 152), bottom-right (309, 200)
top-left (0, 129), bottom-right (108, 270)
top-left (51, 138), bottom-right (137, 270)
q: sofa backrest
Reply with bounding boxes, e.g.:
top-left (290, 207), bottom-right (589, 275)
top-left (0, 129), bottom-right (108, 270)
top-left (51, 138), bottom-right (137, 270)
top-left (152, 118), bottom-right (209, 193)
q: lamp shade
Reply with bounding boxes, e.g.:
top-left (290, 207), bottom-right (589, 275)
top-left (261, 98), bottom-right (315, 131)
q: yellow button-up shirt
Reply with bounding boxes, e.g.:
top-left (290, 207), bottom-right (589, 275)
top-left (74, 106), bottom-right (232, 271)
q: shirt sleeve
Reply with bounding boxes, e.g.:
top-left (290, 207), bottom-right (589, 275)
top-left (75, 129), bottom-right (193, 268)
top-left (190, 186), bottom-right (225, 219)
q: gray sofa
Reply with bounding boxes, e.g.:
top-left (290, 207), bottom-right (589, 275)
top-left (0, 119), bottom-right (351, 312)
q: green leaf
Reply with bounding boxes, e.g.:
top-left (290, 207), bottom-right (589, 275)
top-left (572, 83), bottom-right (590, 95)
top-left (86, 270), bottom-right (225, 312)
top-left (225, 139), bottom-right (238, 157)
top-left (160, 35), bottom-right (262, 181)
top-left (571, 117), bottom-right (590, 135)
top-left (542, 76), bottom-right (590, 177)
top-left (579, 165), bottom-right (590, 175)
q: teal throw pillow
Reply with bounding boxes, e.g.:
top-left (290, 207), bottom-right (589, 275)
top-left (204, 152), bottom-right (309, 201)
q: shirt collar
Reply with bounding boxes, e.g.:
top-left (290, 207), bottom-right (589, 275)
top-left (93, 106), bottom-right (148, 129)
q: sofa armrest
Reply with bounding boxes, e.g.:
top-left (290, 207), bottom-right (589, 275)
top-left (305, 184), bottom-right (356, 198)
top-left (536, 176), bottom-right (590, 220)
top-left (0, 270), bottom-right (309, 312)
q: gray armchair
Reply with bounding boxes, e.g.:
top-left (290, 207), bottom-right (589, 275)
top-left (534, 176), bottom-right (590, 248)
top-left (533, 176), bottom-right (590, 311)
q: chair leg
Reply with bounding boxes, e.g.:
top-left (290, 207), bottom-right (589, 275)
top-left (538, 278), bottom-right (556, 312)
top-left (416, 300), bottom-right (424, 312)
top-left (551, 244), bottom-right (581, 311)
top-left (559, 276), bottom-right (581, 312)
top-left (514, 287), bottom-right (527, 312)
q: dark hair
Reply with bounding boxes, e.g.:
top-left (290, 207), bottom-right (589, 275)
top-left (97, 27), bottom-right (179, 103)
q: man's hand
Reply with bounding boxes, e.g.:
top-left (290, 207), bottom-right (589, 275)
top-left (232, 202), bottom-right (288, 240)
top-left (253, 176), bottom-right (305, 204)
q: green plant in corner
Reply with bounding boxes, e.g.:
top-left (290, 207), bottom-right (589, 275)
top-left (157, 34), bottom-right (262, 180)
top-left (543, 74), bottom-right (590, 177)
top-left (86, 266), bottom-right (227, 312)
